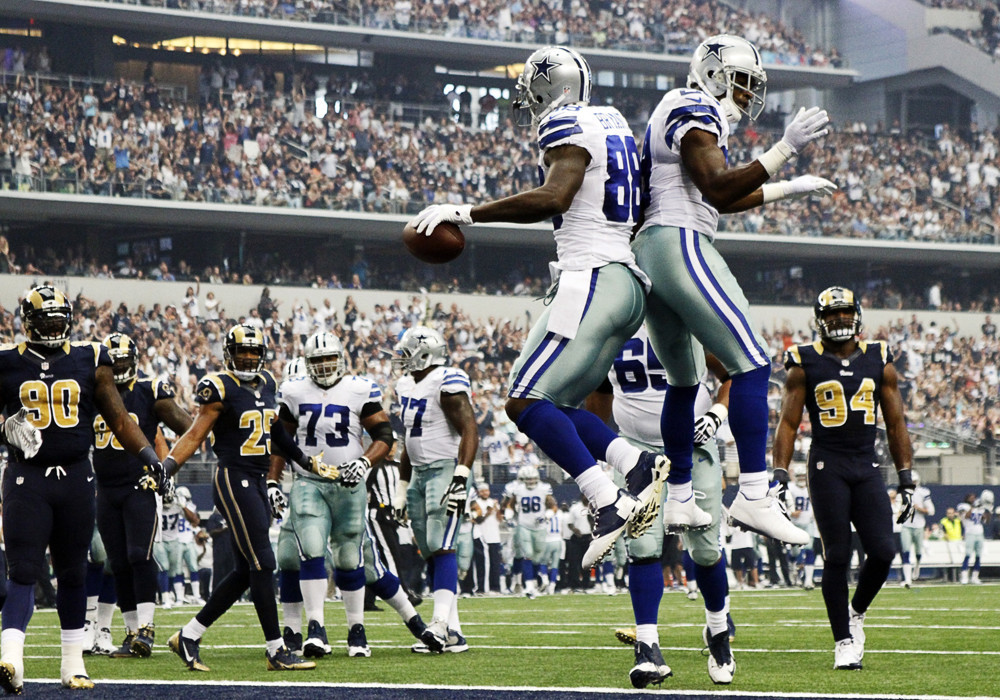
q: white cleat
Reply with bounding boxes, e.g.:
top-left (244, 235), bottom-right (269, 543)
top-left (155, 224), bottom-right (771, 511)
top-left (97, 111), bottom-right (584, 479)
top-left (662, 496), bottom-right (712, 534)
top-left (728, 491), bottom-right (810, 545)
top-left (703, 626), bottom-right (735, 684)
top-left (848, 605), bottom-right (866, 659)
top-left (582, 490), bottom-right (638, 569)
top-left (92, 627), bottom-right (115, 656)
top-left (833, 639), bottom-right (862, 670)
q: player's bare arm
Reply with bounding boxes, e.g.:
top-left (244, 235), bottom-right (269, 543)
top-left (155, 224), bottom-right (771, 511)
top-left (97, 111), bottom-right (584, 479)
top-left (773, 365), bottom-right (807, 472)
top-left (469, 145), bottom-right (590, 224)
top-left (94, 364), bottom-right (155, 455)
top-left (681, 128), bottom-right (767, 213)
top-left (154, 396), bottom-right (195, 441)
top-left (879, 362), bottom-right (913, 474)
top-left (441, 392), bottom-right (480, 467)
top-left (167, 401), bottom-right (224, 466)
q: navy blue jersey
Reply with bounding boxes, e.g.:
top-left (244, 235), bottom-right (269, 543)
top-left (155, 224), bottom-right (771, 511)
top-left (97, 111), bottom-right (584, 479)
top-left (93, 377), bottom-right (175, 487)
top-left (196, 370), bottom-right (277, 474)
top-left (784, 340), bottom-right (891, 458)
top-left (0, 341), bottom-right (111, 465)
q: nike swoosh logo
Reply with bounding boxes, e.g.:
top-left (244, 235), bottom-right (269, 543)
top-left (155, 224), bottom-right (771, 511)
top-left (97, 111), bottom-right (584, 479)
top-left (87, 476), bottom-right (95, 482)
top-left (697, 457), bottom-right (709, 463)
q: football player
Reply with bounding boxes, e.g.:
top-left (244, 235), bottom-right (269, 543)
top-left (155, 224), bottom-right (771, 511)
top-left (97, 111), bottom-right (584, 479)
top-left (773, 287), bottom-right (914, 670)
top-left (898, 470), bottom-right (934, 586)
top-left (501, 466), bottom-right (556, 599)
top-left (164, 324), bottom-right (316, 672)
top-left (633, 34), bottom-right (833, 545)
top-left (408, 46), bottom-right (668, 569)
top-left (0, 286), bottom-right (165, 693)
top-left (93, 332), bottom-right (194, 659)
top-left (959, 490), bottom-right (992, 584)
top-left (165, 485), bottom-right (202, 607)
top-left (269, 331), bottom-right (397, 659)
top-left (587, 325), bottom-right (736, 687)
top-left (786, 465), bottom-right (819, 589)
top-left (391, 326), bottom-right (478, 652)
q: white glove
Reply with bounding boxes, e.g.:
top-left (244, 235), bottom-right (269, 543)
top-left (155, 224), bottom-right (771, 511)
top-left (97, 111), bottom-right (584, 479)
top-left (693, 404), bottom-right (728, 446)
top-left (781, 106), bottom-right (830, 153)
top-left (440, 464), bottom-right (471, 517)
top-left (2, 407), bottom-right (42, 459)
top-left (762, 175), bottom-right (838, 203)
top-left (392, 479), bottom-right (410, 522)
top-left (339, 456), bottom-right (370, 487)
top-left (409, 204), bottom-right (473, 235)
top-left (267, 480), bottom-right (288, 518)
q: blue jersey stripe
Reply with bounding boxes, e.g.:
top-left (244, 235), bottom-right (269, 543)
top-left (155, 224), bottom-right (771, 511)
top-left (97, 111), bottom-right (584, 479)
top-left (665, 111), bottom-right (721, 147)
top-left (539, 125), bottom-right (583, 149)
top-left (541, 117), bottom-right (579, 132)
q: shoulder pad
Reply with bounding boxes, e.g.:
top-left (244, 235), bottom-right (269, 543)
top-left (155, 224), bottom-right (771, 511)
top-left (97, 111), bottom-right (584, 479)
top-left (196, 373), bottom-right (227, 404)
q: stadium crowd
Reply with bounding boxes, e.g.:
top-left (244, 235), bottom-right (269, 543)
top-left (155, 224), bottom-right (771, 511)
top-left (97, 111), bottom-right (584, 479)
top-left (83, 0), bottom-right (843, 66)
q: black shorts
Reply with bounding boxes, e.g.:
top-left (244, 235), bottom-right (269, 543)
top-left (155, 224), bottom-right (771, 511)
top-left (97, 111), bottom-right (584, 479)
top-left (731, 547), bottom-right (757, 570)
top-left (213, 466), bottom-right (275, 571)
top-left (96, 483), bottom-right (158, 567)
top-left (2, 459), bottom-right (95, 581)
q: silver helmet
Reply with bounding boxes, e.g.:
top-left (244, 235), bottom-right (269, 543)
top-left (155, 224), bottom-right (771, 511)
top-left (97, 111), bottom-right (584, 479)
top-left (688, 34), bottom-right (766, 125)
top-left (513, 46), bottom-right (592, 127)
top-left (283, 356), bottom-right (307, 380)
top-left (518, 465), bottom-right (540, 488)
top-left (303, 332), bottom-right (346, 387)
top-left (392, 326), bottom-right (448, 373)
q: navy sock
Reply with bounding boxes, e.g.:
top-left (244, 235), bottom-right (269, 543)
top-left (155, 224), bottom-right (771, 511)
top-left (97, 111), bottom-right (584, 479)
top-left (728, 365), bottom-right (770, 474)
top-left (300, 556), bottom-right (326, 581)
top-left (628, 561), bottom-right (663, 626)
top-left (695, 555), bottom-right (729, 613)
top-left (522, 560), bottom-right (535, 584)
top-left (2, 581), bottom-right (35, 632)
top-left (334, 567), bottom-right (366, 592)
top-left (373, 571), bottom-right (400, 600)
top-left (56, 582), bottom-right (87, 630)
top-left (279, 570), bottom-right (303, 603)
top-left (663, 384), bottom-right (699, 484)
top-left (561, 406), bottom-right (618, 461)
top-left (432, 552), bottom-right (458, 593)
top-left (515, 400), bottom-right (597, 478)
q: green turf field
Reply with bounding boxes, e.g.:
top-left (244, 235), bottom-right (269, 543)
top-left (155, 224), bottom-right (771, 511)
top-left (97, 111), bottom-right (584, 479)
top-left (19, 583), bottom-right (1000, 696)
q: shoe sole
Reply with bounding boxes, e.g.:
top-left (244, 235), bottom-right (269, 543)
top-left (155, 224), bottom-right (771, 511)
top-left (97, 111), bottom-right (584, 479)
top-left (348, 648), bottom-right (372, 658)
top-left (267, 660), bottom-right (317, 670)
top-left (629, 667), bottom-right (671, 689)
top-left (131, 640), bottom-right (153, 658)
top-left (627, 456), bottom-right (669, 538)
top-left (0, 662), bottom-right (22, 695)
top-left (302, 643), bottom-right (332, 658)
top-left (615, 628), bottom-right (637, 646)
top-left (62, 675), bottom-right (95, 690)
top-left (835, 663), bottom-right (863, 670)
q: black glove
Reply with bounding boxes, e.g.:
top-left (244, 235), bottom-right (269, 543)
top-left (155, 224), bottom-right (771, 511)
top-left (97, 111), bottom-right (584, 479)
top-left (267, 480), bottom-right (287, 519)
top-left (896, 469), bottom-right (916, 524)
top-left (771, 467), bottom-right (790, 505)
top-left (161, 476), bottom-right (176, 504)
top-left (440, 465), bottom-right (471, 518)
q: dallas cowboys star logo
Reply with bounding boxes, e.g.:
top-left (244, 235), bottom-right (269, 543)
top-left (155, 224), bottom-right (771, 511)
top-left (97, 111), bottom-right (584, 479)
top-left (703, 42), bottom-right (726, 61)
top-left (530, 56), bottom-right (558, 83)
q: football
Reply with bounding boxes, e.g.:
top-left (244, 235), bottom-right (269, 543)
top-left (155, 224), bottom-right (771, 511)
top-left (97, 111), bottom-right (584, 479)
top-left (402, 221), bottom-right (465, 264)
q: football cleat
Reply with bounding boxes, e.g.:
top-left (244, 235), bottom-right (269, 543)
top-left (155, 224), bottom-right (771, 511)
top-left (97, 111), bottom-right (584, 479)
top-left (582, 490), bottom-right (640, 569)
top-left (411, 628), bottom-right (469, 654)
top-left (727, 491), bottom-right (810, 545)
top-left (282, 626), bottom-right (303, 654)
top-left (82, 620), bottom-right (97, 656)
top-left (848, 606), bottom-right (866, 659)
top-left (169, 630), bottom-right (210, 672)
top-left (265, 645), bottom-right (316, 671)
top-left (418, 618), bottom-right (448, 653)
top-left (0, 660), bottom-right (23, 695)
top-left (960, 569), bottom-right (970, 585)
top-left (109, 633), bottom-right (138, 659)
top-left (302, 620), bottom-right (332, 658)
top-left (834, 639), bottom-right (862, 670)
top-left (703, 626), bottom-right (736, 684)
top-left (92, 627), bottom-right (115, 655)
top-left (131, 624), bottom-right (155, 658)
top-left (629, 641), bottom-right (672, 689)
top-left (662, 496), bottom-right (712, 533)
top-left (624, 452), bottom-right (669, 538)
top-left (615, 628), bottom-right (637, 646)
top-left (405, 614), bottom-right (427, 640)
top-left (61, 674), bottom-right (94, 690)
top-left (347, 624), bottom-right (371, 658)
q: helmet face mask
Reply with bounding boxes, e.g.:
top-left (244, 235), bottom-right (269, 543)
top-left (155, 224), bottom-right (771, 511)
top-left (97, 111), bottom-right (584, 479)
top-left (304, 332), bottom-right (346, 387)
top-left (102, 333), bottom-right (139, 384)
top-left (512, 46), bottom-right (592, 127)
top-left (392, 326), bottom-right (448, 374)
top-left (519, 465), bottom-right (540, 488)
top-left (792, 464), bottom-right (808, 487)
top-left (814, 286), bottom-right (862, 343)
top-left (688, 34), bottom-right (767, 125)
top-left (224, 324), bottom-right (266, 381)
top-left (21, 285), bottom-right (73, 348)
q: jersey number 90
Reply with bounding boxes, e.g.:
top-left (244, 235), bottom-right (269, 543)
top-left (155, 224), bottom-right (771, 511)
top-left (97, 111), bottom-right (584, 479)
top-left (20, 379), bottom-right (81, 429)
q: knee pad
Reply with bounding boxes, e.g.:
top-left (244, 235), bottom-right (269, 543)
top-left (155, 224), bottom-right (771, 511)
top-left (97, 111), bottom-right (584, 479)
top-left (690, 549), bottom-right (721, 568)
top-left (7, 560), bottom-right (42, 586)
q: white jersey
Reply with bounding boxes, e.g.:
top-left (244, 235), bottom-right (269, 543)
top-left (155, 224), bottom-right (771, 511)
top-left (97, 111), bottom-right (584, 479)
top-left (545, 508), bottom-right (564, 542)
top-left (160, 501), bottom-right (186, 543)
top-left (278, 374), bottom-right (382, 477)
top-left (509, 481), bottom-right (553, 530)
top-left (638, 88), bottom-right (731, 239)
top-left (786, 482), bottom-right (817, 538)
top-left (905, 485), bottom-right (935, 529)
top-left (608, 325), bottom-right (712, 445)
top-left (536, 104), bottom-right (642, 273)
top-left (965, 505), bottom-right (987, 537)
top-left (395, 365), bottom-right (471, 466)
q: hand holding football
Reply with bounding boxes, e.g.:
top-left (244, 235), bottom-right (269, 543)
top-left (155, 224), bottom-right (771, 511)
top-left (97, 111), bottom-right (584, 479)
top-left (402, 221), bottom-right (465, 264)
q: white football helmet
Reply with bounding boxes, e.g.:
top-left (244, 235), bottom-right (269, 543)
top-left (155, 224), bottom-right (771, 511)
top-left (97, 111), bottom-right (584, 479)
top-left (283, 356), bottom-right (307, 380)
top-left (519, 465), bottom-right (540, 488)
top-left (792, 464), bottom-right (808, 487)
top-left (981, 489), bottom-right (995, 507)
top-left (688, 34), bottom-right (766, 125)
top-left (814, 286), bottom-right (863, 343)
top-left (303, 332), bottom-right (346, 387)
top-left (175, 486), bottom-right (192, 503)
top-left (513, 45), bottom-right (592, 127)
top-left (392, 326), bottom-right (448, 373)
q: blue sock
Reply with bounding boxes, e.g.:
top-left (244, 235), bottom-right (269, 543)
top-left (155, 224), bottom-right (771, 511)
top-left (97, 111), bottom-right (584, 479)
top-left (373, 571), bottom-right (400, 600)
top-left (538, 564), bottom-right (548, 580)
top-left (85, 562), bottom-right (104, 597)
top-left (561, 406), bottom-right (618, 461)
top-left (2, 582), bottom-right (35, 632)
top-left (157, 570), bottom-right (168, 594)
top-left (549, 569), bottom-right (558, 585)
top-left (974, 558), bottom-right (981, 571)
top-left (901, 551), bottom-right (910, 565)
top-left (333, 567), bottom-right (366, 592)
top-left (190, 571), bottom-right (199, 585)
top-left (728, 365), bottom-right (770, 474)
top-left (300, 557), bottom-right (326, 581)
top-left (962, 555), bottom-right (970, 569)
top-left (279, 570), bottom-right (302, 603)
top-left (663, 384), bottom-right (699, 484)
top-left (628, 561), bottom-right (664, 626)
top-left (514, 400), bottom-right (597, 478)
top-left (696, 555), bottom-right (729, 613)
top-left (99, 573), bottom-right (117, 604)
top-left (602, 560), bottom-right (614, 581)
top-left (512, 558), bottom-right (523, 578)
top-left (522, 560), bottom-right (535, 584)
top-left (432, 552), bottom-right (458, 593)
top-left (682, 551), bottom-right (696, 583)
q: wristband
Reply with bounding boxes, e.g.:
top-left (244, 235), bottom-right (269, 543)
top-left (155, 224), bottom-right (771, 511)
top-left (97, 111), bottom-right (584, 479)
top-left (761, 182), bottom-right (785, 204)
top-left (896, 468), bottom-right (915, 489)
top-left (707, 403), bottom-right (728, 422)
top-left (758, 140), bottom-right (794, 177)
top-left (453, 464), bottom-right (471, 481)
top-left (163, 455), bottom-right (179, 477)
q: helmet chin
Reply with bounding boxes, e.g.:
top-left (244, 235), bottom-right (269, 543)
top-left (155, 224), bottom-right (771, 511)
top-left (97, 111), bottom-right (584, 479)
top-left (232, 368), bottom-right (259, 381)
top-left (719, 97), bottom-right (743, 126)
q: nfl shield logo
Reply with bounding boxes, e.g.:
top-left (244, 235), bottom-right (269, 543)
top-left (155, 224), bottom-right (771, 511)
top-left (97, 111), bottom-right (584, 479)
top-left (242, 479), bottom-right (249, 488)
top-left (816, 461), bottom-right (824, 471)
